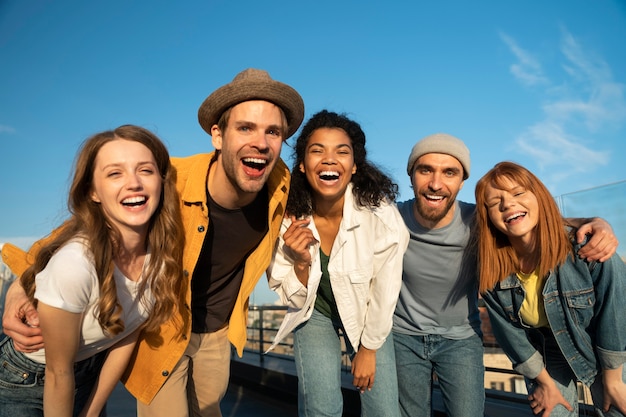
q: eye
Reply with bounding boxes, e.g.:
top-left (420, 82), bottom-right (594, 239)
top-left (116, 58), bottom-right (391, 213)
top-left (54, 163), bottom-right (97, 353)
top-left (267, 128), bottom-right (281, 137)
top-left (106, 170), bottom-right (122, 178)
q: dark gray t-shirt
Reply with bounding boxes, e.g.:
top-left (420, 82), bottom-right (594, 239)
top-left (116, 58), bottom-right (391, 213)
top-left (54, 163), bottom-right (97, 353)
top-left (191, 187), bottom-right (268, 333)
top-left (393, 199), bottom-right (481, 339)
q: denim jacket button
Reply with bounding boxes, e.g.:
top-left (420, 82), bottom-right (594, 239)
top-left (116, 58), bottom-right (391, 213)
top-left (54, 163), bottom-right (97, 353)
top-left (162, 370), bottom-right (170, 377)
top-left (197, 225), bottom-right (205, 233)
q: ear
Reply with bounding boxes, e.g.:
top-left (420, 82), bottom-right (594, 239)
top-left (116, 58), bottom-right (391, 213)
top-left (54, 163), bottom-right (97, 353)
top-left (91, 190), bottom-right (101, 203)
top-left (299, 162), bottom-right (305, 173)
top-left (211, 125), bottom-right (222, 150)
top-left (352, 164), bottom-right (357, 174)
top-left (459, 180), bottom-right (465, 191)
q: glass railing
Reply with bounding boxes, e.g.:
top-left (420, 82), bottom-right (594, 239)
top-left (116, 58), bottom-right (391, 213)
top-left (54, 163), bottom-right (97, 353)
top-left (243, 304), bottom-right (597, 414)
top-left (556, 180), bottom-right (626, 260)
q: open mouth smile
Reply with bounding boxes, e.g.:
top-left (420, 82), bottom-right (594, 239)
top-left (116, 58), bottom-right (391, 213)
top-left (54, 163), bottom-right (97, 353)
top-left (122, 196), bottom-right (147, 207)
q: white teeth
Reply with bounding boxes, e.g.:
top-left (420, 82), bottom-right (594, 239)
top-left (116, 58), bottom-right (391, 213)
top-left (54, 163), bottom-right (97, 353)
top-left (122, 196), bottom-right (146, 205)
top-left (243, 157), bottom-right (267, 165)
top-left (505, 212), bottom-right (525, 222)
top-left (319, 171), bottom-right (339, 178)
top-left (426, 194), bottom-right (444, 201)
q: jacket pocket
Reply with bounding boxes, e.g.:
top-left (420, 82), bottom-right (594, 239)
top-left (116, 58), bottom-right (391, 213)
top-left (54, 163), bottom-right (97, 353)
top-left (347, 269), bottom-right (371, 284)
top-left (564, 288), bottom-right (595, 326)
top-left (338, 268), bottom-right (372, 302)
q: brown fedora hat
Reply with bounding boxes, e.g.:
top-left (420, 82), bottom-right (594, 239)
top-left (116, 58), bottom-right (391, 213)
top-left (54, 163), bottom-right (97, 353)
top-left (197, 68), bottom-right (305, 139)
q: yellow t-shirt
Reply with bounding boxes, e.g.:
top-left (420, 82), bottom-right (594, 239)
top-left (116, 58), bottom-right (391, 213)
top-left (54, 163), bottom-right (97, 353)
top-left (516, 269), bottom-right (549, 328)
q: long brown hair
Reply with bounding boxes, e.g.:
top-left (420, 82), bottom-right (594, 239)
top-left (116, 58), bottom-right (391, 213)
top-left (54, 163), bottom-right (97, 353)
top-left (474, 161), bottom-right (572, 293)
top-left (21, 125), bottom-right (185, 336)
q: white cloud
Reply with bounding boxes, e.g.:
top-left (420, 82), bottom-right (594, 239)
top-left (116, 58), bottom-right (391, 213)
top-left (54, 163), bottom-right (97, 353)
top-left (517, 122), bottom-right (609, 171)
top-left (502, 28), bottom-right (626, 186)
top-left (0, 124), bottom-right (16, 134)
top-left (500, 32), bottom-right (548, 86)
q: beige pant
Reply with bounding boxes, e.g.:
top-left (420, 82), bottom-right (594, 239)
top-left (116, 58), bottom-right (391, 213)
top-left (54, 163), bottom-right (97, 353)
top-left (137, 327), bottom-right (231, 417)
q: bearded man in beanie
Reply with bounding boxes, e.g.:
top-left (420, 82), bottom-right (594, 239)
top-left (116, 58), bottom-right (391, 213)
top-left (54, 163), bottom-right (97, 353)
top-left (391, 133), bottom-right (618, 417)
top-left (1, 68), bottom-right (304, 417)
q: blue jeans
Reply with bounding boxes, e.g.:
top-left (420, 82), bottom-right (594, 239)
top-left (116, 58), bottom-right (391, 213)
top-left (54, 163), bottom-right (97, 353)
top-left (293, 309), bottom-right (400, 417)
top-left (527, 330), bottom-right (626, 417)
top-left (393, 331), bottom-right (485, 417)
top-left (0, 334), bottom-right (107, 417)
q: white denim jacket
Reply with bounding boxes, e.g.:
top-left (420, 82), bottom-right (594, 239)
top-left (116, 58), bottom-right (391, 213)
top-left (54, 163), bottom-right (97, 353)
top-left (266, 185), bottom-right (409, 353)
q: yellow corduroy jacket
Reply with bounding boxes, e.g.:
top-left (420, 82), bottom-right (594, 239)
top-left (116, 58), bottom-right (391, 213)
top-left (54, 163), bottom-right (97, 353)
top-left (1, 151), bottom-right (290, 405)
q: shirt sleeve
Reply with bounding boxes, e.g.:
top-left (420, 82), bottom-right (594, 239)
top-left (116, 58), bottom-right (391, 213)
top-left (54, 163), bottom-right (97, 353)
top-left (34, 241), bottom-right (97, 314)
top-left (360, 202), bottom-right (410, 350)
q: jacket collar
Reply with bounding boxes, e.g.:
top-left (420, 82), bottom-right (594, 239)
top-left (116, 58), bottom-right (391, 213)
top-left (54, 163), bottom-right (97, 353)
top-left (341, 183), bottom-right (360, 231)
top-left (499, 273), bottom-right (521, 290)
top-left (178, 151), bottom-right (289, 207)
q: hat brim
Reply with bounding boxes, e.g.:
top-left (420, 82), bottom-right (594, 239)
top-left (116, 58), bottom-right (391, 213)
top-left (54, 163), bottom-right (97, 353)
top-left (198, 77), bottom-right (304, 139)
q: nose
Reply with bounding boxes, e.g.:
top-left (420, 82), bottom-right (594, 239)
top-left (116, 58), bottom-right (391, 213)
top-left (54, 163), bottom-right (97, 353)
top-left (322, 155), bottom-right (337, 165)
top-left (428, 172), bottom-right (443, 191)
top-left (127, 173), bottom-right (143, 190)
top-left (499, 195), bottom-right (513, 211)
top-left (249, 131), bottom-right (270, 151)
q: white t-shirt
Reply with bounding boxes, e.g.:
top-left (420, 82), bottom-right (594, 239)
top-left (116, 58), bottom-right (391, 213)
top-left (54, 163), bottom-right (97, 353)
top-left (24, 239), bottom-right (153, 363)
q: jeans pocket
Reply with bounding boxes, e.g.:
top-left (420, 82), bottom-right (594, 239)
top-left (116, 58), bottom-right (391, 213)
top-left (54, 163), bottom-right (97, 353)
top-left (0, 357), bottom-right (39, 388)
top-left (0, 337), bottom-right (44, 388)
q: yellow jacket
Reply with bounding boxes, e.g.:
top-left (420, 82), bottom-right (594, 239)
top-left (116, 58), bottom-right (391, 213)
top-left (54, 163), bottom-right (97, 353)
top-left (1, 151), bottom-right (290, 405)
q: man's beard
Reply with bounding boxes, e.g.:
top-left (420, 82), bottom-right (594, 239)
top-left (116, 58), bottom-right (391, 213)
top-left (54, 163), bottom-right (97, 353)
top-left (414, 196), bottom-right (455, 224)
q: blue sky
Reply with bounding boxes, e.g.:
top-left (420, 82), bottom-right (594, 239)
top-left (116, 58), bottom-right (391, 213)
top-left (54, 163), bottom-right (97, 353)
top-left (1, 1), bottom-right (625, 303)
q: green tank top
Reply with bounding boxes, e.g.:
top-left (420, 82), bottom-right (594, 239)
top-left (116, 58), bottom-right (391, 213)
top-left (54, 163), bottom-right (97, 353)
top-left (314, 249), bottom-right (341, 321)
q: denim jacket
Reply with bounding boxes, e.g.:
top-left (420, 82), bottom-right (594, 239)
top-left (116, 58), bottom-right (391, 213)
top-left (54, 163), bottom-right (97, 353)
top-left (482, 241), bottom-right (626, 386)
top-left (267, 184), bottom-right (410, 352)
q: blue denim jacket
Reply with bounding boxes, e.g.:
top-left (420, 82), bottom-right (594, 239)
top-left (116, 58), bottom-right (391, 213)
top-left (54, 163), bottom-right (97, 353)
top-left (482, 242), bottom-right (626, 386)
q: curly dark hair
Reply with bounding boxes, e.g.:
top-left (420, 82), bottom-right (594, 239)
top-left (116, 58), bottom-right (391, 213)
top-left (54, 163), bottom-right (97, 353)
top-left (287, 110), bottom-right (398, 218)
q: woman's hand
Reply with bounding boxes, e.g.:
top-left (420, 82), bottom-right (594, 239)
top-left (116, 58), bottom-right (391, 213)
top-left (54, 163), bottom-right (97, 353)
top-left (283, 216), bottom-right (318, 285)
top-left (528, 369), bottom-right (573, 416)
top-left (602, 366), bottom-right (626, 414)
top-left (351, 346), bottom-right (376, 394)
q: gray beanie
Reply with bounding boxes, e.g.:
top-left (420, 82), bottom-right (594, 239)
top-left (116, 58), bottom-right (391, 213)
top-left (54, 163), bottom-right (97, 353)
top-left (406, 133), bottom-right (470, 179)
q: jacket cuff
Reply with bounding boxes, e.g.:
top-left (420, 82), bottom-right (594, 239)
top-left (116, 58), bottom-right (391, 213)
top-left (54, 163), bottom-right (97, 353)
top-left (597, 346), bottom-right (626, 370)
top-left (514, 351), bottom-right (545, 380)
top-left (282, 272), bottom-right (308, 309)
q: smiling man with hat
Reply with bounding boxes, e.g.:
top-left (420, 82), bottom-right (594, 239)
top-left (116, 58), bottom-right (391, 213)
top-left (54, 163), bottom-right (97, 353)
top-left (0, 68), bottom-right (304, 417)
top-left (127, 68), bottom-right (304, 417)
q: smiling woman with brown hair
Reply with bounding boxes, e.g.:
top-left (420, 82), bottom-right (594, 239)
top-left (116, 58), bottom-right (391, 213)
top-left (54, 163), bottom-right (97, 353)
top-left (0, 125), bottom-right (184, 417)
